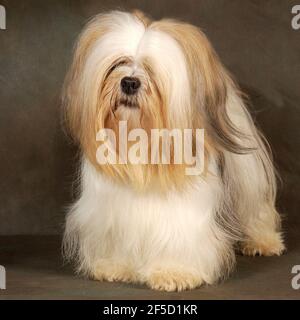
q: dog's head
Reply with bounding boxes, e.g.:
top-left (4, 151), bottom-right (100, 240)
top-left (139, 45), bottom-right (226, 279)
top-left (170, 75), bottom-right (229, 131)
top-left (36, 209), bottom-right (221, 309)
top-left (63, 10), bottom-right (246, 189)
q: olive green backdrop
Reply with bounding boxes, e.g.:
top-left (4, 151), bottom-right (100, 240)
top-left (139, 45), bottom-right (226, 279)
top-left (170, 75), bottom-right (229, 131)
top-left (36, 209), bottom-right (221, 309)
top-left (0, 0), bottom-right (299, 235)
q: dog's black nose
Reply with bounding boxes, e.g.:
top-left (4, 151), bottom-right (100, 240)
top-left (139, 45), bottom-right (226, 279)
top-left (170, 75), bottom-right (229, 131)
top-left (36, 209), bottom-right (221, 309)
top-left (121, 77), bottom-right (141, 95)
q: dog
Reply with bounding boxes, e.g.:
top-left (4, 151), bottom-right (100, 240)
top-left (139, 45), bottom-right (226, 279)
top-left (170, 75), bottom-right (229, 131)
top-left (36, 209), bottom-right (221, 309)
top-left (62, 10), bottom-right (285, 292)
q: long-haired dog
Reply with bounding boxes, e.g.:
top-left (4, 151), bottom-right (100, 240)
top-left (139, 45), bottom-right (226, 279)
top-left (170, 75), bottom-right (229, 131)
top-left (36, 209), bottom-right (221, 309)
top-left (62, 10), bottom-right (285, 291)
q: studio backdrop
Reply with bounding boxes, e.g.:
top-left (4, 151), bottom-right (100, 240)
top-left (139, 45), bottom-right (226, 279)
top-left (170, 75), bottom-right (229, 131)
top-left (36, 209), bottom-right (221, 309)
top-left (0, 0), bottom-right (299, 240)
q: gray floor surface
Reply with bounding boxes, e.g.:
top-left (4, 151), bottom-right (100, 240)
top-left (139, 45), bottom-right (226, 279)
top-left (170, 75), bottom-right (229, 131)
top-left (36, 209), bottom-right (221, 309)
top-left (0, 233), bottom-right (299, 300)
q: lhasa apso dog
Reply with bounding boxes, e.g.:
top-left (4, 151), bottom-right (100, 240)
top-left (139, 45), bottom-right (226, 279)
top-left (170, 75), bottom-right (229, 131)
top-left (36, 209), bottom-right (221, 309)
top-left (62, 10), bottom-right (285, 291)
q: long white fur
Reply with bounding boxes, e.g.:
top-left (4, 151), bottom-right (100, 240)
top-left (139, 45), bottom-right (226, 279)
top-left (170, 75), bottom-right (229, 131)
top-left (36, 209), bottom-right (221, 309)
top-left (65, 158), bottom-right (233, 284)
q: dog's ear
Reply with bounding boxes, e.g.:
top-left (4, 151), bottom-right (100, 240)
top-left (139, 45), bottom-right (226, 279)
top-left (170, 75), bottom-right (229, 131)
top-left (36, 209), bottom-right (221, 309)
top-left (63, 10), bottom-right (151, 145)
top-left (188, 29), bottom-right (253, 154)
top-left (154, 20), bottom-right (252, 154)
top-left (62, 14), bottom-right (109, 143)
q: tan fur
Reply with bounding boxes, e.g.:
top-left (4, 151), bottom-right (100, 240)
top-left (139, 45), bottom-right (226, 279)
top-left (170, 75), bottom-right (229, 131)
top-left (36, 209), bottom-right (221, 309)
top-left (241, 235), bottom-right (285, 256)
top-left (145, 268), bottom-right (203, 292)
top-left (93, 259), bottom-right (137, 283)
top-left (132, 9), bottom-right (152, 27)
top-left (151, 20), bottom-right (252, 155)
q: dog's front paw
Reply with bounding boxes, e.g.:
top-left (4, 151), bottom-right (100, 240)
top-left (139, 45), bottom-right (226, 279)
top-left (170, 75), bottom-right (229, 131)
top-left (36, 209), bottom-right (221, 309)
top-left (145, 269), bottom-right (203, 292)
top-left (240, 232), bottom-right (285, 256)
top-left (93, 259), bottom-right (137, 283)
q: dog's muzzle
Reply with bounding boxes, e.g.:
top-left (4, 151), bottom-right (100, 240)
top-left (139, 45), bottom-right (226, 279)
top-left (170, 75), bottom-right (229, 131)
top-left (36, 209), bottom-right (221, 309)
top-left (121, 77), bottom-right (141, 95)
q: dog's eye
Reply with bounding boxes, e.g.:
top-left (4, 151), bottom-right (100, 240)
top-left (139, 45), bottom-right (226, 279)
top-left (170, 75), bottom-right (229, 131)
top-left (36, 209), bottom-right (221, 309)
top-left (106, 60), bottom-right (127, 78)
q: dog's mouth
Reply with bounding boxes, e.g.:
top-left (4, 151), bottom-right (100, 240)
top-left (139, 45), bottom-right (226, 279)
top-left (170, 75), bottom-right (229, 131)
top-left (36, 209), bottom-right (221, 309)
top-left (116, 98), bottom-right (139, 109)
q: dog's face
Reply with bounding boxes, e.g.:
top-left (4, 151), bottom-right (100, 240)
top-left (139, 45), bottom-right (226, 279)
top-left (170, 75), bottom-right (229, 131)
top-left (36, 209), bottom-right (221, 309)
top-left (63, 10), bottom-right (245, 189)
top-left (71, 11), bottom-right (195, 133)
